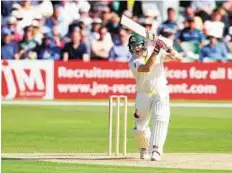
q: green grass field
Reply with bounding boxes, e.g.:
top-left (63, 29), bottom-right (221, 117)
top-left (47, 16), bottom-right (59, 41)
top-left (2, 160), bottom-right (231, 173)
top-left (2, 103), bottom-right (232, 172)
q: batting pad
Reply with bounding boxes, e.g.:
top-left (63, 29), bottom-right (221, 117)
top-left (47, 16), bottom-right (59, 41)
top-left (149, 119), bottom-right (169, 155)
top-left (133, 129), bottom-right (150, 149)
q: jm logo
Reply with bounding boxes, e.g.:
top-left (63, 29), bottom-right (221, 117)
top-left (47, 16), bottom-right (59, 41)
top-left (2, 61), bottom-right (46, 99)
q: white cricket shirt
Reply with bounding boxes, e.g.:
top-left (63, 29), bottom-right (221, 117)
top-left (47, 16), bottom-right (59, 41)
top-left (129, 49), bottom-right (168, 94)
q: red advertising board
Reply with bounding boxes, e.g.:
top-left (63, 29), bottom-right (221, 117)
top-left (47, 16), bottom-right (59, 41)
top-left (54, 61), bottom-right (232, 100)
top-left (1, 60), bottom-right (232, 100)
top-left (1, 60), bottom-right (54, 99)
top-left (165, 62), bottom-right (232, 100)
top-left (54, 61), bottom-right (136, 99)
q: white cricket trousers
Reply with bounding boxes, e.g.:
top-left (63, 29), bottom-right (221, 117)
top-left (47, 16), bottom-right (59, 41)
top-left (134, 91), bottom-right (170, 155)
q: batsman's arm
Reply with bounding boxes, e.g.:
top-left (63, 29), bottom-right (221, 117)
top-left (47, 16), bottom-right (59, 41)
top-left (137, 51), bottom-right (158, 72)
top-left (163, 49), bottom-right (182, 62)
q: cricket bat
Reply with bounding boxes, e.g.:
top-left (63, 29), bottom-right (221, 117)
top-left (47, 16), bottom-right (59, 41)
top-left (120, 15), bottom-right (180, 60)
top-left (120, 15), bottom-right (155, 41)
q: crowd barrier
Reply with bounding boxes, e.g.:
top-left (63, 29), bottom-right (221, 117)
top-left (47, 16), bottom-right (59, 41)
top-left (2, 60), bottom-right (232, 100)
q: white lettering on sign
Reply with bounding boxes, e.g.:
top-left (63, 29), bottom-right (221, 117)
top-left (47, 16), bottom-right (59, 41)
top-left (58, 66), bottom-right (134, 79)
top-left (164, 67), bottom-right (188, 79)
top-left (189, 67), bottom-right (208, 79)
top-left (168, 83), bottom-right (217, 94)
top-left (209, 67), bottom-right (226, 80)
top-left (14, 69), bottom-right (45, 91)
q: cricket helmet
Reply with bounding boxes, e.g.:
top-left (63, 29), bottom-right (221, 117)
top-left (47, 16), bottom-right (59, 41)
top-left (128, 33), bottom-right (144, 46)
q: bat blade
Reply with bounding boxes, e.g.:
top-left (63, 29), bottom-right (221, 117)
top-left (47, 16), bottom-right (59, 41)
top-left (120, 15), bottom-right (155, 41)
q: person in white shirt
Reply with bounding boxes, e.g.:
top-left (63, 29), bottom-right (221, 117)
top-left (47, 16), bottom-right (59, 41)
top-left (128, 33), bottom-right (180, 161)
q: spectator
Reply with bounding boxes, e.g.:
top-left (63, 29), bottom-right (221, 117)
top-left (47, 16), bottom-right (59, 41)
top-left (91, 25), bottom-right (113, 60)
top-left (177, 17), bottom-right (205, 45)
top-left (34, 0), bottom-right (53, 19)
top-left (32, 20), bottom-right (43, 45)
top-left (17, 0), bottom-right (37, 28)
top-left (109, 28), bottom-right (130, 62)
top-left (191, 0), bottom-right (216, 22)
top-left (45, 4), bottom-right (69, 37)
top-left (6, 16), bottom-right (22, 42)
top-left (178, 6), bottom-right (203, 30)
top-left (79, 8), bottom-right (92, 30)
top-left (1, 27), bottom-right (18, 60)
top-left (62, 26), bottom-right (89, 61)
top-left (1, 1), bottom-right (14, 25)
top-left (107, 13), bottom-right (121, 44)
top-left (159, 27), bottom-right (184, 56)
top-left (161, 8), bottom-right (179, 33)
top-left (80, 29), bottom-right (91, 57)
top-left (11, 10), bottom-right (24, 32)
top-left (58, 0), bottom-right (80, 24)
top-left (89, 18), bottom-right (102, 41)
top-left (143, 8), bottom-right (160, 34)
top-left (101, 6), bottom-right (114, 25)
top-left (204, 9), bottom-right (225, 38)
top-left (200, 30), bottom-right (228, 62)
top-left (35, 33), bottom-right (61, 60)
top-left (33, 14), bottom-right (50, 35)
top-left (141, 18), bottom-right (153, 31)
top-left (15, 25), bottom-right (38, 60)
top-left (224, 26), bottom-right (232, 53)
top-left (51, 25), bottom-right (64, 49)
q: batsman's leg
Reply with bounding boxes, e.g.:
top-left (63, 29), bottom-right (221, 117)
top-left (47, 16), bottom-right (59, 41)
top-left (133, 92), bottom-right (152, 159)
top-left (149, 93), bottom-right (170, 161)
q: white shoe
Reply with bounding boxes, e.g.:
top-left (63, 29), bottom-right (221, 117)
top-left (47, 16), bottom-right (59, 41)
top-left (140, 148), bottom-right (149, 159)
top-left (151, 150), bottom-right (161, 161)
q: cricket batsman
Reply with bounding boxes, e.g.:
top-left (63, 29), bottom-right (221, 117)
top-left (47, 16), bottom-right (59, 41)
top-left (128, 33), bottom-right (180, 161)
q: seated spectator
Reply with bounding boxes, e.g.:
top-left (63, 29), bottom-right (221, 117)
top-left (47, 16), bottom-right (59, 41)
top-left (143, 8), bottom-right (160, 34)
top-left (32, 20), bottom-right (43, 45)
top-left (17, 0), bottom-right (37, 28)
top-left (58, 0), bottom-right (80, 24)
top-left (191, 0), bottom-right (216, 22)
top-left (35, 33), bottom-right (61, 60)
top-left (106, 13), bottom-right (121, 44)
top-left (204, 9), bottom-right (225, 39)
top-left (200, 31), bottom-right (228, 62)
top-left (15, 25), bottom-right (38, 59)
top-left (44, 4), bottom-right (69, 37)
top-left (1, 27), bottom-right (18, 60)
top-left (51, 25), bottom-right (64, 49)
top-left (109, 28), bottom-right (130, 62)
top-left (159, 27), bottom-right (184, 56)
top-left (224, 26), bottom-right (232, 53)
top-left (91, 25), bottom-right (113, 60)
top-left (62, 26), bottom-right (89, 61)
top-left (79, 8), bottom-right (92, 30)
top-left (80, 29), bottom-right (91, 57)
top-left (178, 6), bottom-right (203, 30)
top-left (161, 8), bottom-right (179, 33)
top-left (6, 16), bottom-right (22, 42)
top-left (141, 18), bottom-right (153, 33)
top-left (177, 17), bottom-right (205, 45)
top-left (89, 18), bottom-right (102, 41)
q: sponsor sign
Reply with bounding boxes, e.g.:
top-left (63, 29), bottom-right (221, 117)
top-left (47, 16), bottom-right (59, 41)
top-left (54, 61), bottom-right (136, 99)
top-left (1, 60), bottom-right (53, 99)
top-left (54, 61), bottom-right (232, 100)
top-left (2, 60), bottom-right (232, 100)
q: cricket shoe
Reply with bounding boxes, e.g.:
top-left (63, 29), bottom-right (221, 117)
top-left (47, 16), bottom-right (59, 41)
top-left (140, 148), bottom-right (150, 160)
top-left (151, 150), bottom-right (161, 161)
